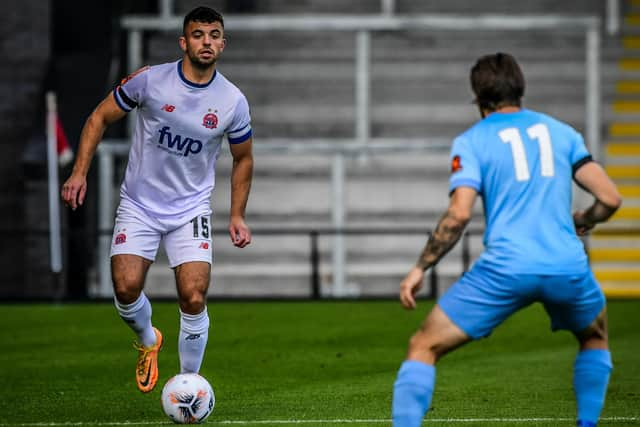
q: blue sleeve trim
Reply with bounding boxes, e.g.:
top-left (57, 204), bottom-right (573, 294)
top-left (113, 87), bottom-right (132, 112)
top-left (117, 86), bottom-right (137, 109)
top-left (228, 129), bottom-right (252, 144)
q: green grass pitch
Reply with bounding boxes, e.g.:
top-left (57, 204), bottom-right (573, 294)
top-left (0, 299), bottom-right (638, 426)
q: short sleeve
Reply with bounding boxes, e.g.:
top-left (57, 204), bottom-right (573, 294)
top-left (569, 129), bottom-right (593, 175)
top-left (449, 135), bottom-right (482, 194)
top-left (226, 94), bottom-right (252, 144)
top-left (112, 66), bottom-right (150, 113)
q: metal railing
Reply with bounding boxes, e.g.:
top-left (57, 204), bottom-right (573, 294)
top-left (120, 13), bottom-right (602, 158)
top-left (93, 223), bottom-right (482, 300)
top-left (94, 139), bottom-right (453, 297)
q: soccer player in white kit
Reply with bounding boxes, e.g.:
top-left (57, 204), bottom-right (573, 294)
top-left (61, 7), bottom-right (253, 393)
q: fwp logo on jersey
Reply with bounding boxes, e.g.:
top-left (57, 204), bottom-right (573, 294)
top-left (157, 126), bottom-right (203, 157)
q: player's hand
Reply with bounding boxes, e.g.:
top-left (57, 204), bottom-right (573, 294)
top-left (61, 174), bottom-right (87, 211)
top-left (399, 266), bottom-right (425, 310)
top-left (573, 210), bottom-right (595, 236)
top-left (229, 216), bottom-right (251, 248)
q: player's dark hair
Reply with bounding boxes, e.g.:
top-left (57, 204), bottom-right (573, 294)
top-left (470, 52), bottom-right (525, 112)
top-left (183, 6), bottom-right (224, 35)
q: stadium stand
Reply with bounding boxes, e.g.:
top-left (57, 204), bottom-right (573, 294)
top-left (592, 0), bottom-right (640, 297)
top-left (106, 0), bottom-right (617, 299)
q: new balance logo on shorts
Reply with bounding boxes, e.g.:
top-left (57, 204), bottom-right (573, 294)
top-left (185, 334), bottom-right (201, 340)
top-left (199, 242), bottom-right (209, 250)
top-left (157, 126), bottom-right (203, 157)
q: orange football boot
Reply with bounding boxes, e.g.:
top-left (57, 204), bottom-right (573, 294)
top-left (133, 327), bottom-right (163, 393)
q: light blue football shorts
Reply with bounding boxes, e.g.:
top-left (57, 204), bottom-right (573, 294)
top-left (438, 262), bottom-right (606, 340)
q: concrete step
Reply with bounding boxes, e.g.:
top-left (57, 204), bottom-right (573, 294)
top-left (597, 282), bottom-right (640, 298)
top-left (143, 259), bottom-right (465, 298)
top-left (594, 268), bottom-right (640, 282)
top-left (606, 142), bottom-right (640, 156)
top-left (604, 164), bottom-right (640, 179)
top-left (589, 247), bottom-right (640, 262)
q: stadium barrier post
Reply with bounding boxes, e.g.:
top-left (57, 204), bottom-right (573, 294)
top-left (606, 0), bottom-right (620, 36)
top-left (310, 230), bottom-right (321, 299)
top-left (429, 264), bottom-right (438, 299)
top-left (97, 147), bottom-right (115, 297)
top-left (46, 92), bottom-right (63, 274)
top-left (331, 153), bottom-right (346, 296)
top-left (462, 231), bottom-right (470, 272)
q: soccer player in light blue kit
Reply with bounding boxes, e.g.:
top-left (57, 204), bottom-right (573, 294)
top-left (392, 53), bottom-right (621, 427)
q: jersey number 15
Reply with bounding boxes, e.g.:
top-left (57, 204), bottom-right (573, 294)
top-left (499, 123), bottom-right (554, 181)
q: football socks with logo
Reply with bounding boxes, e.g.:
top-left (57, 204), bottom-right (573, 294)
top-left (114, 292), bottom-right (157, 347)
top-left (179, 307), bottom-right (210, 373)
top-left (574, 349), bottom-right (612, 427)
top-left (392, 360), bottom-right (436, 427)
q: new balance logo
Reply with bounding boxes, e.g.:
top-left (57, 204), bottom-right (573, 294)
top-left (161, 104), bottom-right (175, 112)
top-left (185, 334), bottom-right (201, 340)
top-left (157, 126), bottom-right (203, 157)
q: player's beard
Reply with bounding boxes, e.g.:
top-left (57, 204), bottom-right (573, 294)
top-left (186, 49), bottom-right (217, 70)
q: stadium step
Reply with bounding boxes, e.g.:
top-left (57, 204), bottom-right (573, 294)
top-left (604, 164), bottom-right (640, 180)
top-left (609, 122), bottom-right (640, 137)
top-left (617, 184), bottom-right (640, 197)
top-left (615, 80), bottom-right (640, 94)
top-left (594, 267), bottom-right (640, 298)
top-left (144, 260), bottom-right (464, 298)
top-left (589, 248), bottom-right (640, 263)
top-left (594, 268), bottom-right (640, 281)
top-left (605, 142), bottom-right (640, 156)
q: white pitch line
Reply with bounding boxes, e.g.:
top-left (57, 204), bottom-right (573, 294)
top-left (1, 417), bottom-right (638, 426)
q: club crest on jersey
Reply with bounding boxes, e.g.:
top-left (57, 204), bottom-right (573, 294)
top-left (115, 233), bottom-right (127, 245)
top-left (451, 155), bottom-right (463, 173)
top-left (202, 113), bottom-right (218, 129)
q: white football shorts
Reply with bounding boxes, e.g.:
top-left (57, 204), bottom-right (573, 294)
top-left (110, 207), bottom-right (213, 268)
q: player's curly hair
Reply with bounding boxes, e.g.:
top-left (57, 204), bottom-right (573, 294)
top-left (470, 52), bottom-right (525, 112)
top-left (183, 6), bottom-right (224, 35)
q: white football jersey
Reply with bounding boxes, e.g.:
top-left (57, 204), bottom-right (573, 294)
top-left (113, 60), bottom-right (251, 227)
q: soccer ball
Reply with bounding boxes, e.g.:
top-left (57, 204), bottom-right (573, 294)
top-left (161, 373), bottom-right (215, 424)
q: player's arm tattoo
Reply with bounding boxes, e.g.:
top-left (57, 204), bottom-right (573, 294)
top-left (416, 208), bottom-right (469, 271)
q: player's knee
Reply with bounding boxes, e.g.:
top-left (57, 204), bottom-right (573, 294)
top-left (179, 292), bottom-right (206, 315)
top-left (577, 310), bottom-right (609, 349)
top-left (408, 331), bottom-right (440, 360)
top-left (112, 274), bottom-right (144, 304)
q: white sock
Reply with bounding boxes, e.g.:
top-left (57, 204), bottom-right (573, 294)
top-left (114, 292), bottom-right (156, 347)
top-left (179, 307), bottom-right (210, 373)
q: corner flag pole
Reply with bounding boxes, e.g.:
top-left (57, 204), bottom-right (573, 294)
top-left (46, 91), bottom-right (63, 273)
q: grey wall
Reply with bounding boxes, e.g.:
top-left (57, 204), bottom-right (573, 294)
top-left (0, 0), bottom-right (51, 295)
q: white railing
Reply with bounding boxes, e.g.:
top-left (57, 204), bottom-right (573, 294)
top-left (121, 13), bottom-right (602, 162)
top-left (607, 0), bottom-right (621, 35)
top-left (89, 13), bottom-right (602, 298)
top-left (94, 139), bottom-right (450, 298)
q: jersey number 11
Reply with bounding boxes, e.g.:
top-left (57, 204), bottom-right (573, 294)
top-left (499, 123), bottom-right (555, 181)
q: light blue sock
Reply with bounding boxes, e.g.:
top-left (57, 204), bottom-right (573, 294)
top-left (392, 360), bottom-right (435, 427)
top-left (574, 349), bottom-right (612, 427)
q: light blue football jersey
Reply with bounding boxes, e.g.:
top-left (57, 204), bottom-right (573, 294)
top-left (449, 109), bottom-right (592, 274)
